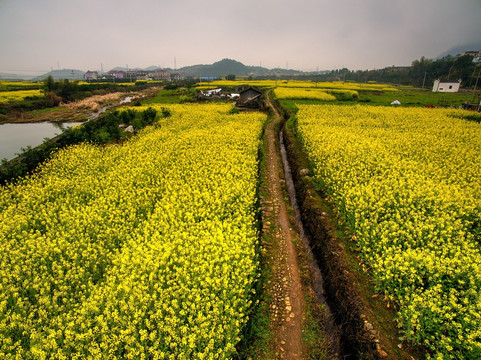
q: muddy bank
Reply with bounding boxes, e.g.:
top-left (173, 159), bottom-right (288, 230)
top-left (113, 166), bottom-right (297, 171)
top-left (283, 123), bottom-right (376, 359)
top-left (276, 98), bottom-right (425, 359)
top-left (279, 129), bottom-right (343, 358)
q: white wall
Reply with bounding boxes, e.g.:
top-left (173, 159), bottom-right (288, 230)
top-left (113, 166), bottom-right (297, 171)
top-left (432, 79), bottom-right (461, 92)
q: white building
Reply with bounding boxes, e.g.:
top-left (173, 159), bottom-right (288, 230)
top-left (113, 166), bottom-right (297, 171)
top-left (432, 79), bottom-right (461, 92)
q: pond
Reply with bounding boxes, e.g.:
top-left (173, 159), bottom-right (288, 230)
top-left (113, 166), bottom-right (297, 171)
top-left (0, 122), bottom-right (82, 161)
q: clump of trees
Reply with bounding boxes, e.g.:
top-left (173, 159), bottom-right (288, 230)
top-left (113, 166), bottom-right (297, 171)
top-left (312, 54), bottom-right (480, 88)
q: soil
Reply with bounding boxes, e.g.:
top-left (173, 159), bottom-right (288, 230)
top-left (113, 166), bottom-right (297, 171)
top-left (262, 95), bottom-right (304, 359)
top-left (280, 99), bottom-right (425, 360)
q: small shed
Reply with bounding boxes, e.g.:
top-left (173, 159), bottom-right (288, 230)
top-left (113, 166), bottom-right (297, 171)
top-left (236, 87), bottom-right (263, 109)
top-left (432, 79), bottom-right (461, 93)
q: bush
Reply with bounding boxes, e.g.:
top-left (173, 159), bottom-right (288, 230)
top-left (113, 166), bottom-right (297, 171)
top-left (45, 91), bottom-right (62, 107)
top-left (160, 107), bottom-right (171, 117)
top-left (140, 107), bottom-right (157, 126)
top-left (120, 109), bottom-right (136, 123)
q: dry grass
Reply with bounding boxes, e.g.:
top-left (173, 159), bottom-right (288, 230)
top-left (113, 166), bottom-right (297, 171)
top-left (61, 92), bottom-right (137, 112)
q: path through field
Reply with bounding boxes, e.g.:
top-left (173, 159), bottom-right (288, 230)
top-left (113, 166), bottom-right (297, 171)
top-left (263, 95), bottom-right (304, 358)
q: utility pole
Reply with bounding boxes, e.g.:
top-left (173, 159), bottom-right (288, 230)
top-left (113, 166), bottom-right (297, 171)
top-left (473, 67), bottom-right (480, 93)
top-left (422, 72), bottom-right (427, 89)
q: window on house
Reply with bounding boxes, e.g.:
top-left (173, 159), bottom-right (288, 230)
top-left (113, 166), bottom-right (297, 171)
top-left (449, 85), bottom-right (453, 89)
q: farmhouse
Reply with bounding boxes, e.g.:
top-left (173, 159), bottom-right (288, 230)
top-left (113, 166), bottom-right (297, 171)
top-left (461, 50), bottom-right (481, 63)
top-left (108, 70), bottom-right (126, 79)
top-left (171, 73), bottom-right (184, 81)
top-left (151, 70), bottom-right (171, 81)
top-left (84, 71), bottom-right (98, 80)
top-left (236, 87), bottom-right (263, 109)
top-left (432, 79), bottom-right (461, 93)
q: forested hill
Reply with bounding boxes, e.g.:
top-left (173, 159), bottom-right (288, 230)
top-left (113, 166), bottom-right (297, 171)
top-left (179, 58), bottom-right (302, 77)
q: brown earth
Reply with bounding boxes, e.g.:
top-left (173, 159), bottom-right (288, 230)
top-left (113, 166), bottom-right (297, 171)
top-left (280, 99), bottom-right (425, 360)
top-left (262, 94), bottom-right (305, 359)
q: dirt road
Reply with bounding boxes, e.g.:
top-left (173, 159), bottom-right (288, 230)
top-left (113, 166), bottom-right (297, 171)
top-left (262, 95), bottom-right (304, 359)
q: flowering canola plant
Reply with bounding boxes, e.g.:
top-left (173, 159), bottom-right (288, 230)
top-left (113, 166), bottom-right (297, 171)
top-left (273, 87), bottom-right (337, 101)
top-left (0, 89), bottom-right (43, 103)
top-left (0, 103), bottom-right (266, 359)
top-left (296, 104), bottom-right (481, 359)
top-left (197, 80), bottom-right (397, 92)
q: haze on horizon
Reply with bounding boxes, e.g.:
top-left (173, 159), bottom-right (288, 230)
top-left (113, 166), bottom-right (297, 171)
top-left (1, 0), bottom-right (480, 76)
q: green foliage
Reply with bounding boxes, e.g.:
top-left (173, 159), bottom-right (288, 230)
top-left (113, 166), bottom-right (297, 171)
top-left (164, 83), bottom-right (179, 90)
top-left (143, 88), bottom-right (195, 104)
top-left (313, 54), bottom-right (478, 88)
top-left (160, 107), bottom-right (171, 117)
top-left (140, 107), bottom-right (158, 127)
top-left (43, 75), bottom-right (55, 93)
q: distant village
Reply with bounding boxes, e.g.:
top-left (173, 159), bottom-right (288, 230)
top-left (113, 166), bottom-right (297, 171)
top-left (84, 69), bottom-right (186, 82)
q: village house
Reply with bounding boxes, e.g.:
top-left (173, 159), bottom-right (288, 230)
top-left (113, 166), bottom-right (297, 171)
top-left (236, 87), bottom-right (263, 109)
top-left (151, 70), bottom-right (170, 81)
top-left (461, 50), bottom-right (481, 63)
top-left (135, 71), bottom-right (149, 80)
top-left (170, 73), bottom-right (184, 81)
top-left (432, 79), bottom-right (462, 93)
top-left (84, 70), bottom-right (98, 80)
top-left (108, 70), bottom-right (126, 79)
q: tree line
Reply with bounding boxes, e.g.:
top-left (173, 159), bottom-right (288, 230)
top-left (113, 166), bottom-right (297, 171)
top-left (317, 54), bottom-right (480, 89)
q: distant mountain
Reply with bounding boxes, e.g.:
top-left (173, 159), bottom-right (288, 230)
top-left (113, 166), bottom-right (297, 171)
top-left (0, 73), bottom-right (35, 81)
top-left (179, 58), bottom-right (303, 77)
top-left (105, 59), bottom-right (303, 77)
top-left (145, 65), bottom-right (164, 71)
top-left (436, 42), bottom-right (481, 59)
top-left (33, 69), bottom-right (85, 81)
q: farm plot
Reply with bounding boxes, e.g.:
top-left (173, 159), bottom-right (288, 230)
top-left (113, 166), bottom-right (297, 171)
top-left (296, 104), bottom-right (481, 358)
top-left (273, 87), bottom-right (337, 101)
top-left (0, 89), bottom-right (43, 103)
top-left (0, 103), bottom-right (266, 359)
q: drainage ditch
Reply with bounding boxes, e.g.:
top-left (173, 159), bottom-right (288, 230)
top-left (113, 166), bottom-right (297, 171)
top-left (280, 129), bottom-right (343, 359)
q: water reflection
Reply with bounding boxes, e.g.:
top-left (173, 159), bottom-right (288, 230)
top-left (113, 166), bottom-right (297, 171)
top-left (0, 122), bottom-right (82, 161)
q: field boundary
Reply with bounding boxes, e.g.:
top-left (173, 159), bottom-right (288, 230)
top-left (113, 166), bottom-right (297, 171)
top-left (280, 102), bottom-right (425, 359)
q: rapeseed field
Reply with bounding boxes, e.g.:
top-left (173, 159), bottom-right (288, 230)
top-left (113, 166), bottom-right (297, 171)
top-left (0, 104), bottom-right (265, 359)
top-left (296, 104), bottom-right (481, 359)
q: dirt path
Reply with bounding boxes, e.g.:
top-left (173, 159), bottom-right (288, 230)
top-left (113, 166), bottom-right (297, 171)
top-left (263, 95), bottom-right (304, 359)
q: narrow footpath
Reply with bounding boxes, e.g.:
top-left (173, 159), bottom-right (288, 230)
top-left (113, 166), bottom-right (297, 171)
top-left (262, 95), bottom-right (304, 359)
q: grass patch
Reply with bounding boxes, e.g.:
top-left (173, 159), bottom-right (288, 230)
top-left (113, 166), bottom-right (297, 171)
top-left (235, 123), bottom-right (275, 359)
top-left (142, 88), bottom-right (196, 104)
top-left (279, 88), bottom-right (475, 109)
top-left (30, 107), bottom-right (69, 115)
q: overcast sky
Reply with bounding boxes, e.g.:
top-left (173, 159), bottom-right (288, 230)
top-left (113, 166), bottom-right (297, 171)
top-left (1, 0), bottom-right (480, 75)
